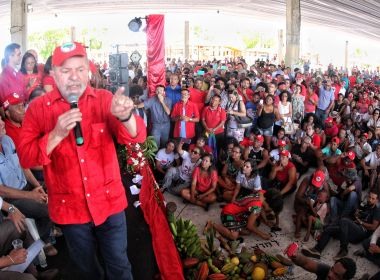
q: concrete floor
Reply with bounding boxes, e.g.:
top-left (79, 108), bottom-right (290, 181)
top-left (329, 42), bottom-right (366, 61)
top-left (164, 190), bottom-right (379, 279)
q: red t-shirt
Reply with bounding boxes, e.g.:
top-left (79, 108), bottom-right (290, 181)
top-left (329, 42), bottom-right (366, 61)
top-left (4, 119), bottom-right (22, 148)
top-left (189, 88), bottom-right (206, 114)
top-left (193, 167), bottom-right (218, 193)
top-left (304, 93), bottom-right (319, 113)
top-left (237, 88), bottom-right (254, 103)
top-left (171, 100), bottom-right (199, 139)
top-left (222, 194), bottom-right (263, 215)
top-left (311, 134), bottom-right (321, 149)
top-left (240, 137), bottom-right (254, 148)
top-left (276, 161), bottom-right (295, 184)
top-left (201, 106), bottom-right (227, 135)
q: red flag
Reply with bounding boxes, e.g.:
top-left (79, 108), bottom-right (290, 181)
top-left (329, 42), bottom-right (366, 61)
top-left (139, 166), bottom-right (184, 280)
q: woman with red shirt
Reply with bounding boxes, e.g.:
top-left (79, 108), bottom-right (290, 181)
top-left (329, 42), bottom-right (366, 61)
top-left (42, 56), bottom-right (56, 93)
top-left (20, 52), bottom-right (42, 98)
top-left (269, 150), bottom-right (297, 196)
top-left (181, 153), bottom-right (217, 210)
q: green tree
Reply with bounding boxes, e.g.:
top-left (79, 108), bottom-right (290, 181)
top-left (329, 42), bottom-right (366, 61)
top-left (28, 28), bottom-right (71, 61)
top-left (242, 34), bottom-right (260, 49)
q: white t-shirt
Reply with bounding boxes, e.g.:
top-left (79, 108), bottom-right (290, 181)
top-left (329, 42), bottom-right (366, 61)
top-left (155, 148), bottom-right (176, 170)
top-left (235, 171), bottom-right (261, 191)
top-left (364, 151), bottom-right (380, 169)
top-left (179, 151), bottom-right (199, 181)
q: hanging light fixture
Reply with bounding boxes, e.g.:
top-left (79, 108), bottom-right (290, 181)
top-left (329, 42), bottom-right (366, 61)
top-left (128, 17), bottom-right (145, 32)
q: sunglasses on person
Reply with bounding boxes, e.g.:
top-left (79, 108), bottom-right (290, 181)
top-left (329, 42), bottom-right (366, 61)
top-left (192, 150), bottom-right (200, 155)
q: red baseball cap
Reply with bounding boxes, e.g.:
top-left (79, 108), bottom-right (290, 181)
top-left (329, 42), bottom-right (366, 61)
top-left (362, 133), bottom-right (369, 139)
top-left (311, 170), bottom-right (325, 188)
top-left (346, 151), bottom-right (356, 160)
top-left (255, 135), bottom-right (264, 143)
top-left (331, 137), bottom-right (340, 144)
top-left (3, 93), bottom-right (23, 110)
top-left (325, 117), bottom-right (334, 123)
top-left (52, 42), bottom-right (87, 67)
top-left (278, 139), bottom-right (287, 147)
top-left (280, 150), bottom-right (290, 158)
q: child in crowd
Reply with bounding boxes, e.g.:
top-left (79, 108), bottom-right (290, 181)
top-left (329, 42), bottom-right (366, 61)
top-left (304, 190), bottom-right (329, 242)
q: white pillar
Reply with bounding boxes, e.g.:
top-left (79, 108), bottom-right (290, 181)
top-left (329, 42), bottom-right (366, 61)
top-left (184, 21), bottom-right (189, 60)
top-left (278, 29), bottom-right (284, 64)
top-left (10, 0), bottom-right (27, 51)
top-left (285, 0), bottom-right (300, 67)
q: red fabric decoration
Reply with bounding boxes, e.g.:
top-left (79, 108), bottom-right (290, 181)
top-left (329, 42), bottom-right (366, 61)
top-left (139, 166), bottom-right (184, 280)
top-left (146, 14), bottom-right (166, 97)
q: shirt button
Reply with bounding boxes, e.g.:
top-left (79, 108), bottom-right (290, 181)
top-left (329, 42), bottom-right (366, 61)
top-left (47, 102), bottom-right (51, 106)
top-left (80, 159), bottom-right (85, 163)
top-left (106, 190), bottom-right (109, 194)
top-left (86, 193), bottom-right (90, 197)
top-left (84, 177), bottom-right (88, 181)
top-left (100, 129), bottom-right (104, 133)
top-left (62, 199), bottom-right (65, 203)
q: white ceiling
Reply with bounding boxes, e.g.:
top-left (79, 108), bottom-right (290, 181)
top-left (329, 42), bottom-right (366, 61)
top-left (1, 0), bottom-right (380, 40)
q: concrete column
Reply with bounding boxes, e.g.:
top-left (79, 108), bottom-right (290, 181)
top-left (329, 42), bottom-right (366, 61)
top-left (285, 0), bottom-right (300, 67)
top-left (10, 0), bottom-right (27, 51)
top-left (344, 40), bottom-right (348, 71)
top-left (184, 21), bottom-right (189, 60)
top-left (278, 29), bottom-right (284, 64)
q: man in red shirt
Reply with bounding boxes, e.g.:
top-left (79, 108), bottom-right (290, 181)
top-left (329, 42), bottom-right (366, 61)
top-left (324, 117), bottom-right (339, 141)
top-left (0, 43), bottom-right (27, 104)
top-left (18, 42), bottom-right (146, 279)
top-left (201, 94), bottom-right (227, 152)
top-left (171, 88), bottom-right (199, 141)
top-left (237, 78), bottom-right (254, 103)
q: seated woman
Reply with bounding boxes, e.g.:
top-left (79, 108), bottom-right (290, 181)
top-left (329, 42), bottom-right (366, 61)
top-left (268, 150), bottom-right (297, 196)
top-left (189, 136), bottom-right (212, 154)
top-left (205, 188), bottom-right (284, 241)
top-left (217, 144), bottom-right (244, 202)
top-left (181, 153), bottom-right (217, 210)
top-left (231, 159), bottom-right (261, 202)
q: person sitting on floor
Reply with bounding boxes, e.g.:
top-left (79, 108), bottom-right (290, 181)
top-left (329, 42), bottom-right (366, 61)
top-left (302, 190), bottom-right (380, 260)
top-left (304, 189), bottom-right (329, 242)
top-left (161, 140), bottom-right (202, 195)
top-left (154, 139), bottom-right (178, 182)
top-left (217, 144), bottom-right (244, 202)
top-left (181, 153), bottom-right (217, 210)
top-left (268, 150), bottom-right (297, 196)
top-left (294, 169), bottom-right (329, 240)
top-left (231, 159), bottom-right (261, 202)
top-left (205, 188), bottom-right (283, 241)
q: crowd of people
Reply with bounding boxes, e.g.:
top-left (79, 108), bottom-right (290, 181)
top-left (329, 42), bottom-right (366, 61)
top-left (0, 41), bottom-right (380, 279)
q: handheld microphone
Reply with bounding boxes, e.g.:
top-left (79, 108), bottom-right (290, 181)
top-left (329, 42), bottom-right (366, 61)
top-left (67, 95), bottom-right (84, 146)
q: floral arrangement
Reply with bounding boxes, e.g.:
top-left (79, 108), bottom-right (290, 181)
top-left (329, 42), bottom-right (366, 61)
top-left (117, 136), bottom-right (158, 175)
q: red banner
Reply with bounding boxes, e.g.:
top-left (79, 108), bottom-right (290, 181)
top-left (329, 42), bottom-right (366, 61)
top-left (146, 14), bottom-right (166, 97)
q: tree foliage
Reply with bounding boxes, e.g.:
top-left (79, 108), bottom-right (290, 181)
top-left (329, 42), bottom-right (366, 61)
top-left (242, 34), bottom-right (260, 49)
top-left (28, 28), bottom-right (71, 61)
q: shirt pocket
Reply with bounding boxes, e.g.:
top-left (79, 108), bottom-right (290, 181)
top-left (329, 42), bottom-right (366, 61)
top-left (90, 122), bottom-right (107, 148)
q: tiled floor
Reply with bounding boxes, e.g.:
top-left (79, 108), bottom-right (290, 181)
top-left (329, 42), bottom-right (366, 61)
top-left (164, 190), bottom-right (380, 279)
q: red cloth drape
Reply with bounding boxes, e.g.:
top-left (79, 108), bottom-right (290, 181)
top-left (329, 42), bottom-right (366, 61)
top-left (139, 166), bottom-right (184, 280)
top-left (146, 14), bottom-right (166, 97)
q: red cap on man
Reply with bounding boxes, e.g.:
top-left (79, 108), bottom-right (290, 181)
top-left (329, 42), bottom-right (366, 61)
top-left (278, 139), bottom-right (287, 147)
top-left (346, 151), bottom-right (356, 161)
top-left (331, 137), bottom-right (340, 145)
top-left (325, 117), bottom-right (334, 124)
top-left (255, 135), bottom-right (264, 143)
top-left (280, 150), bottom-right (290, 158)
top-left (52, 42), bottom-right (87, 67)
top-left (311, 170), bottom-right (325, 188)
top-left (3, 93), bottom-right (23, 110)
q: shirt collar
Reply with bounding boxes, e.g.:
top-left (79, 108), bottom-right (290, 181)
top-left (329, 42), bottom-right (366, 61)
top-left (50, 85), bottom-right (97, 104)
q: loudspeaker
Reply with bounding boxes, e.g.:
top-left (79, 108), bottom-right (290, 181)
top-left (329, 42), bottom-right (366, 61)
top-left (109, 53), bottom-right (129, 96)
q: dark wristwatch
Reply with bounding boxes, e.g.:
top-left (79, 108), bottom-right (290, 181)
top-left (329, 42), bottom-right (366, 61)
top-left (8, 204), bottom-right (16, 214)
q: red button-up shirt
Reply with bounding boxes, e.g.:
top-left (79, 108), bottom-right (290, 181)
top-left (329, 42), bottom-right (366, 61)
top-left (18, 86), bottom-right (146, 225)
top-left (0, 65), bottom-right (27, 104)
top-left (171, 100), bottom-right (199, 139)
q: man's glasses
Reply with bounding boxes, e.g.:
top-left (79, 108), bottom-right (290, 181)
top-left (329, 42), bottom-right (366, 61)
top-left (192, 150), bottom-right (200, 155)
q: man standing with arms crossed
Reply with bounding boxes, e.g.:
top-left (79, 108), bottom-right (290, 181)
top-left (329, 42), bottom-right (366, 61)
top-left (18, 42), bottom-right (146, 280)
